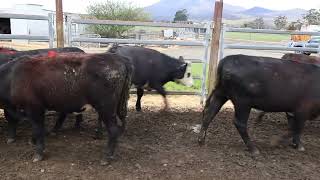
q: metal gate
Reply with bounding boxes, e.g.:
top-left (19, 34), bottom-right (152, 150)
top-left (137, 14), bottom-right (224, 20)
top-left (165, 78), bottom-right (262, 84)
top-left (0, 13), bottom-right (54, 48)
top-left (66, 18), bottom-right (212, 104)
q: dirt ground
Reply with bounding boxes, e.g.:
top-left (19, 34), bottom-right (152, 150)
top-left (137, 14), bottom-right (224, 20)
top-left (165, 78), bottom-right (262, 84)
top-left (0, 95), bottom-right (320, 180)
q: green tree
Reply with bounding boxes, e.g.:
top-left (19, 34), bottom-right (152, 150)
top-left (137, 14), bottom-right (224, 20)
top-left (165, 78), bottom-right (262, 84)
top-left (86, 0), bottom-right (150, 38)
top-left (173, 9), bottom-right (188, 22)
top-left (287, 20), bottom-right (303, 30)
top-left (243, 17), bottom-right (265, 29)
top-left (274, 16), bottom-right (288, 29)
top-left (303, 9), bottom-right (320, 25)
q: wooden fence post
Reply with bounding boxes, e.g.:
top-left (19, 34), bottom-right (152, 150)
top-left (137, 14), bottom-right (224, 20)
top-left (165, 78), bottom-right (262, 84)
top-left (56, 0), bottom-right (64, 48)
top-left (207, 0), bottom-right (223, 94)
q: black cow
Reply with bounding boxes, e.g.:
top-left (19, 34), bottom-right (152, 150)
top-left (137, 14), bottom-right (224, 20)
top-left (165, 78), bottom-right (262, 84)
top-left (198, 54), bottom-right (320, 155)
top-left (31, 45), bottom-right (194, 137)
top-left (1, 47), bottom-right (84, 57)
top-left (256, 53), bottom-right (320, 123)
top-left (108, 45), bottom-right (193, 111)
top-left (0, 47), bottom-right (85, 142)
top-left (0, 52), bottom-right (133, 163)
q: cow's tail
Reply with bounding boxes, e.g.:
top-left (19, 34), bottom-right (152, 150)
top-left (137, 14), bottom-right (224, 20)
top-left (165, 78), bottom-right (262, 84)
top-left (201, 57), bottom-right (229, 135)
top-left (205, 56), bottom-right (225, 105)
top-left (117, 56), bottom-right (134, 128)
top-left (108, 43), bottom-right (120, 53)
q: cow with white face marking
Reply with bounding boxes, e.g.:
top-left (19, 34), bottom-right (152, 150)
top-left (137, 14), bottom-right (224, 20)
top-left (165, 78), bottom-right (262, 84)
top-left (108, 45), bottom-right (193, 111)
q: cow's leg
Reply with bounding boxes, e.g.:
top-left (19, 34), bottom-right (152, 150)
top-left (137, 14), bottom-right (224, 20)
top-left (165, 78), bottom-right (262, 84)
top-left (255, 111), bottom-right (266, 123)
top-left (290, 112), bottom-right (306, 151)
top-left (99, 111), bottom-right (121, 165)
top-left (152, 85), bottom-right (168, 110)
top-left (198, 90), bottom-right (227, 146)
top-left (286, 112), bottom-right (294, 131)
top-left (271, 112), bottom-right (295, 146)
top-left (4, 109), bottom-right (18, 144)
top-left (233, 104), bottom-right (259, 155)
top-left (28, 110), bottom-right (46, 162)
top-left (74, 114), bottom-right (83, 129)
top-left (135, 87), bottom-right (144, 111)
top-left (95, 117), bottom-right (103, 139)
top-left (51, 112), bottom-right (67, 135)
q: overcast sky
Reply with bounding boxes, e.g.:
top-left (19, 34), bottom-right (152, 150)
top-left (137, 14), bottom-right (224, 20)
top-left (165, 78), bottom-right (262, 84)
top-left (1, 0), bottom-right (320, 14)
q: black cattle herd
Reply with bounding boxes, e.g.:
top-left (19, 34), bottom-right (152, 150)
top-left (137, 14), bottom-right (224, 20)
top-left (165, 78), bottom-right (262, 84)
top-left (0, 45), bottom-right (318, 164)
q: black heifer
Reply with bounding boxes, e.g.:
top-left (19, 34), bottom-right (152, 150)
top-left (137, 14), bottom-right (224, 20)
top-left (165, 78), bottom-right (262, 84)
top-left (108, 45), bottom-right (193, 111)
top-left (0, 52), bottom-right (133, 163)
top-left (54, 45), bottom-right (193, 136)
top-left (256, 53), bottom-right (320, 123)
top-left (198, 54), bottom-right (320, 155)
top-left (1, 47), bottom-right (84, 57)
top-left (0, 47), bottom-right (85, 142)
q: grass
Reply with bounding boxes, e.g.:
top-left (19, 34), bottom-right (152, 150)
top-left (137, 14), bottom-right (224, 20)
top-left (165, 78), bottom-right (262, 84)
top-left (164, 63), bottom-right (203, 92)
top-left (164, 32), bottom-right (291, 92)
top-left (225, 32), bottom-right (290, 42)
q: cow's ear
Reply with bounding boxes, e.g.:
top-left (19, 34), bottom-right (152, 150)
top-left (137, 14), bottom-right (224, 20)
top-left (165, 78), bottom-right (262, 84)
top-left (178, 63), bottom-right (187, 71)
top-left (178, 56), bottom-right (184, 62)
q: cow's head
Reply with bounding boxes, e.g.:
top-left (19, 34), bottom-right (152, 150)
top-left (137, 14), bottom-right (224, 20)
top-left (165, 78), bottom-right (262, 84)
top-left (174, 56), bottom-right (193, 87)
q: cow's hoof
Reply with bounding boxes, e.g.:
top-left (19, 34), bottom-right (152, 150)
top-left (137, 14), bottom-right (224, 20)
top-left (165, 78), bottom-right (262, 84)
top-left (198, 130), bottom-right (206, 146)
top-left (45, 130), bottom-right (51, 136)
top-left (297, 145), bottom-right (305, 152)
top-left (49, 131), bottom-right (58, 137)
top-left (290, 143), bottom-right (305, 151)
top-left (73, 125), bottom-right (85, 131)
top-left (292, 143), bottom-right (306, 152)
top-left (270, 135), bottom-right (289, 147)
top-left (198, 138), bottom-right (205, 146)
top-left (250, 148), bottom-right (260, 156)
top-left (6, 138), bottom-right (16, 144)
top-left (94, 130), bottom-right (103, 140)
top-left (136, 107), bottom-right (142, 112)
top-left (100, 156), bottom-right (114, 166)
top-left (28, 138), bottom-right (36, 146)
top-left (32, 154), bottom-right (44, 162)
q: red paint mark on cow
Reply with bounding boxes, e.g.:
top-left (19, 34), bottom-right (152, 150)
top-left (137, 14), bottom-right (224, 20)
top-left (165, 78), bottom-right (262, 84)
top-left (0, 47), bottom-right (17, 55)
top-left (48, 51), bottom-right (57, 58)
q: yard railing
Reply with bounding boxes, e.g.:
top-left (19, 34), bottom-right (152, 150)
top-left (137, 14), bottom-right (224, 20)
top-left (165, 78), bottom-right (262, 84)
top-left (0, 13), bottom-right (54, 48)
top-left (67, 18), bottom-right (212, 104)
top-left (221, 27), bottom-right (320, 60)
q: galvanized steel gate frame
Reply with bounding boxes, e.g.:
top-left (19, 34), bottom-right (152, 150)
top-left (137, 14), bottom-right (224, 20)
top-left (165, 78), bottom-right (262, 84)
top-left (66, 18), bottom-right (212, 104)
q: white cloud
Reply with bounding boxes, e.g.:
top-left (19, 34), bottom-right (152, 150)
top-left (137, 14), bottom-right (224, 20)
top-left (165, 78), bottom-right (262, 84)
top-left (1, 0), bottom-right (160, 14)
top-left (1, 0), bottom-right (319, 14)
top-left (224, 0), bottom-right (320, 10)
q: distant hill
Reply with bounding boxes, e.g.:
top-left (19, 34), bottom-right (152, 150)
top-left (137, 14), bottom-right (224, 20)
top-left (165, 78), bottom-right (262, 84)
top-left (242, 7), bottom-right (275, 16)
top-left (144, 0), bottom-right (247, 21)
top-left (144, 0), bottom-right (307, 22)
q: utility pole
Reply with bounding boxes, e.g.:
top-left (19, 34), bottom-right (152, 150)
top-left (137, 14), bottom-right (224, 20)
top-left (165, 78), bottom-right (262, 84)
top-left (55, 0), bottom-right (64, 47)
top-left (207, 0), bottom-right (223, 94)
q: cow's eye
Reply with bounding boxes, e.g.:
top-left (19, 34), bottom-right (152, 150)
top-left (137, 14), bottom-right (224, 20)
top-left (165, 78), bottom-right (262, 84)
top-left (187, 73), bottom-right (191, 77)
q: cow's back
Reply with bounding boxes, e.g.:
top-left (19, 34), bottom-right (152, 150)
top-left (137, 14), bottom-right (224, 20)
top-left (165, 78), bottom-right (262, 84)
top-left (9, 53), bottom-right (130, 112)
top-left (217, 55), bottom-right (320, 112)
top-left (12, 47), bottom-right (84, 58)
top-left (109, 46), bottom-right (184, 86)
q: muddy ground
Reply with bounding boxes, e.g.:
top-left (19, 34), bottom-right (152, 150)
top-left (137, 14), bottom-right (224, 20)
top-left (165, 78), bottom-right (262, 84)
top-left (0, 95), bottom-right (320, 180)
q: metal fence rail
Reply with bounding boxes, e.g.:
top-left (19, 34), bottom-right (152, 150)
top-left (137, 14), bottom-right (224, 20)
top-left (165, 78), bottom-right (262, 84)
top-left (224, 44), bottom-right (319, 53)
top-left (222, 27), bottom-right (320, 58)
top-left (130, 90), bottom-right (200, 96)
top-left (72, 37), bottom-right (205, 46)
top-left (0, 13), bottom-right (54, 48)
top-left (0, 13), bottom-right (49, 20)
top-left (71, 19), bottom-right (207, 29)
top-left (68, 18), bottom-right (211, 104)
top-left (0, 34), bottom-right (50, 41)
top-left (227, 28), bottom-right (320, 36)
